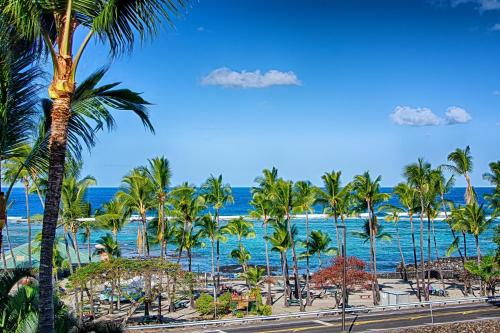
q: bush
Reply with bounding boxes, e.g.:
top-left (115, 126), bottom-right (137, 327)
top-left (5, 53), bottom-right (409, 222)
top-left (257, 304), bottom-right (272, 316)
top-left (195, 293), bottom-right (214, 316)
top-left (235, 311), bottom-right (245, 318)
top-left (217, 292), bottom-right (232, 315)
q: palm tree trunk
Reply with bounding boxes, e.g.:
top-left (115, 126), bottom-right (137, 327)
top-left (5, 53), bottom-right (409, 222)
top-left (440, 195), bottom-right (464, 262)
top-left (475, 235), bottom-right (483, 295)
top-left (72, 230), bottom-right (82, 267)
top-left (286, 213), bottom-right (304, 311)
top-left (333, 213), bottom-right (341, 256)
top-left (426, 215), bottom-right (431, 295)
top-left (24, 180), bottom-right (32, 267)
top-left (418, 197), bottom-right (428, 300)
top-left (64, 228), bottom-right (74, 274)
top-left (281, 252), bottom-right (289, 307)
top-left (395, 222), bottom-right (407, 281)
top-left (142, 214), bottom-right (150, 256)
top-left (216, 210), bottom-right (221, 290)
top-left (188, 250), bottom-right (195, 309)
top-left (317, 252), bottom-right (322, 269)
top-left (367, 202), bottom-right (379, 305)
top-left (409, 213), bottom-right (421, 301)
top-left (159, 202), bottom-right (164, 259)
top-left (4, 221), bottom-right (16, 267)
top-left (263, 219), bottom-right (272, 305)
top-left (38, 92), bottom-right (72, 333)
top-left (431, 219), bottom-right (445, 291)
top-left (305, 212), bottom-right (312, 306)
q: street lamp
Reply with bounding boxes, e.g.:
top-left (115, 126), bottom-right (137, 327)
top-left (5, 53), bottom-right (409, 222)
top-left (338, 225), bottom-right (347, 332)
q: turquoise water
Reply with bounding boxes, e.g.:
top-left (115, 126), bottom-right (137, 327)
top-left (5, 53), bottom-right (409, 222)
top-left (5, 187), bottom-right (498, 272)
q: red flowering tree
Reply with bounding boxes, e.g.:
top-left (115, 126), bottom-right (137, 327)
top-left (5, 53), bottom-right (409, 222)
top-left (311, 256), bottom-right (371, 306)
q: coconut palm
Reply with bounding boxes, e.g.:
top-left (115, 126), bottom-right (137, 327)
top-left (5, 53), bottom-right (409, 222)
top-left (464, 256), bottom-right (500, 296)
top-left (96, 197), bottom-right (130, 244)
top-left (267, 219), bottom-right (297, 307)
top-left (230, 247), bottom-right (252, 273)
top-left (142, 156), bottom-right (172, 258)
top-left (393, 182), bottom-right (422, 300)
top-left (404, 158), bottom-right (432, 300)
top-left (443, 146), bottom-right (476, 204)
top-left (117, 168), bottom-right (155, 256)
top-left (316, 171), bottom-right (343, 251)
top-left (224, 217), bottom-right (255, 273)
top-left (169, 182), bottom-right (206, 261)
top-left (78, 210), bottom-right (100, 263)
top-left (270, 179), bottom-right (305, 311)
top-left (3, 0), bottom-right (187, 325)
top-left (196, 214), bottom-right (227, 291)
top-left (379, 205), bottom-right (408, 281)
top-left (483, 161), bottom-right (500, 215)
top-left (94, 233), bottom-right (121, 259)
top-left (60, 167), bottom-right (96, 267)
top-left (292, 180), bottom-right (317, 305)
top-left (249, 191), bottom-right (274, 305)
top-left (239, 266), bottom-right (266, 307)
top-left (301, 230), bottom-right (337, 269)
top-left (202, 174), bottom-right (234, 289)
top-left (352, 172), bottom-right (390, 304)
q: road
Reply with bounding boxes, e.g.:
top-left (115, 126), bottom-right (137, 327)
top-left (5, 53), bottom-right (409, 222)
top-left (193, 303), bottom-right (499, 333)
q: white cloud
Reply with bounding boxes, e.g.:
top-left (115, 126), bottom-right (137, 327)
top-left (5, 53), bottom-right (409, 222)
top-left (445, 106), bottom-right (472, 124)
top-left (391, 105), bottom-right (472, 126)
top-left (391, 106), bottom-right (444, 126)
top-left (491, 23), bottom-right (500, 30)
top-left (493, 91), bottom-right (500, 95)
top-left (196, 26), bottom-right (205, 32)
top-left (201, 67), bottom-right (301, 88)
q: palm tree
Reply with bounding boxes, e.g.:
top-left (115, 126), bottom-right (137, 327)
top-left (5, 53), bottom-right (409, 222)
top-left (0, 31), bottom-right (42, 264)
top-left (142, 156), bottom-right (172, 258)
top-left (352, 172), bottom-right (390, 304)
top-left (443, 146), bottom-right (476, 204)
top-left (94, 233), bottom-right (121, 259)
top-left (317, 171), bottom-right (343, 251)
top-left (60, 168), bottom-right (96, 267)
top-left (117, 168), bottom-right (155, 256)
top-left (301, 230), bottom-right (337, 269)
top-left (2, 144), bottom-right (36, 267)
top-left (240, 266), bottom-right (266, 307)
top-left (230, 247), bottom-right (252, 274)
top-left (224, 217), bottom-right (255, 273)
top-left (3, 0), bottom-right (188, 326)
top-left (380, 205), bottom-right (407, 281)
top-left (79, 211), bottom-right (100, 263)
top-left (292, 180), bottom-right (317, 306)
top-left (271, 179), bottom-right (305, 311)
top-left (196, 214), bottom-right (227, 291)
top-left (267, 219), bottom-right (297, 307)
top-left (96, 197), bottom-right (130, 244)
top-left (404, 158), bottom-right (432, 301)
top-left (393, 182), bottom-right (422, 299)
top-left (202, 174), bottom-right (234, 289)
top-left (169, 182), bottom-right (206, 261)
top-left (483, 161), bottom-right (499, 215)
top-left (249, 191), bottom-right (274, 305)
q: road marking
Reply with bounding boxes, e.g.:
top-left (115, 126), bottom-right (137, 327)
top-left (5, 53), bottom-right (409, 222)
top-left (312, 320), bottom-right (333, 327)
top-left (256, 307), bottom-right (498, 333)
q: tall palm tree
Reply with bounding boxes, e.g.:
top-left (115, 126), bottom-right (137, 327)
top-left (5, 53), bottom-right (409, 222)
top-left (352, 171), bottom-right (390, 304)
top-left (380, 205), bottom-right (407, 281)
top-left (393, 183), bottom-right (422, 300)
top-left (404, 158), bottom-right (432, 301)
top-left (249, 191), bottom-right (274, 305)
top-left (2, 1), bottom-right (188, 327)
top-left (317, 171), bottom-right (344, 251)
top-left (271, 179), bottom-right (305, 311)
top-left (483, 161), bottom-right (499, 215)
top-left (2, 144), bottom-right (36, 267)
top-left (300, 230), bottom-right (337, 269)
top-left (60, 167), bottom-right (96, 267)
top-left (443, 146), bottom-right (476, 204)
top-left (202, 174), bottom-right (234, 289)
top-left (224, 217), bottom-right (255, 273)
top-left (196, 214), bottom-right (227, 291)
top-left (292, 180), bottom-right (317, 306)
top-left (117, 168), bottom-right (155, 256)
top-left (169, 182), bottom-right (206, 261)
top-left (267, 219), bottom-right (297, 307)
top-left (142, 156), bottom-right (172, 258)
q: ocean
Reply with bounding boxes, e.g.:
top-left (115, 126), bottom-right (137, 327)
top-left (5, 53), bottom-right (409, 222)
top-left (4, 187), bottom-right (498, 273)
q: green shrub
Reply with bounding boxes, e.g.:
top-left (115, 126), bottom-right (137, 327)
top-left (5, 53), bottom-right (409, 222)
top-left (195, 293), bottom-right (214, 316)
top-left (257, 304), bottom-right (272, 316)
top-left (236, 311), bottom-right (245, 318)
top-left (217, 292), bottom-right (232, 315)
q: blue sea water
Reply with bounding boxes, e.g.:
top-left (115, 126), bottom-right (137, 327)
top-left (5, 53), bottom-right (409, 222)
top-left (4, 187), bottom-right (498, 273)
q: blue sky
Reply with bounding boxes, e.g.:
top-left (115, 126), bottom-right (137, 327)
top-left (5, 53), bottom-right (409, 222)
top-left (77, 0), bottom-right (500, 187)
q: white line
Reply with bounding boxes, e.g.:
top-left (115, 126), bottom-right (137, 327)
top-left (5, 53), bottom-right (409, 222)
top-left (312, 320), bottom-right (333, 327)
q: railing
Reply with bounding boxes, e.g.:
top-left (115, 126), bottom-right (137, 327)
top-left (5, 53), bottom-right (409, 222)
top-left (126, 296), bottom-right (489, 331)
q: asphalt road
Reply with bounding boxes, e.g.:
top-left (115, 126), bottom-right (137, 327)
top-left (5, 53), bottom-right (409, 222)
top-left (194, 303), bottom-right (500, 333)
